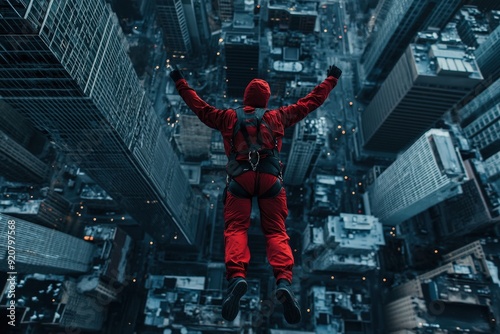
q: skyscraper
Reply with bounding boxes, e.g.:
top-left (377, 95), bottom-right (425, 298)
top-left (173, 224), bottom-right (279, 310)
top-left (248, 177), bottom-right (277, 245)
top-left (368, 129), bottom-right (467, 225)
top-left (156, 0), bottom-right (192, 58)
top-left (0, 131), bottom-right (48, 183)
top-left (0, 213), bottom-right (95, 275)
top-left (460, 78), bottom-right (500, 159)
top-left (224, 13), bottom-right (260, 97)
top-left (358, 0), bottom-right (464, 101)
top-left (0, 0), bottom-right (202, 244)
top-left (283, 116), bottom-right (326, 186)
top-left (155, 0), bottom-right (211, 60)
top-left (361, 42), bottom-right (483, 152)
top-left (475, 24), bottom-right (500, 84)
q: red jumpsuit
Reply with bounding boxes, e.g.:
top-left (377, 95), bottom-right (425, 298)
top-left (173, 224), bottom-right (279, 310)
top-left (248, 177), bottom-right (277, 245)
top-left (175, 76), bottom-right (338, 282)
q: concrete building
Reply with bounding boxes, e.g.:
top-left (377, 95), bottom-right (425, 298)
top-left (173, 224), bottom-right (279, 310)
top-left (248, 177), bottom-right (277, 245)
top-left (216, 0), bottom-right (234, 22)
top-left (434, 160), bottom-right (500, 238)
top-left (266, 1), bottom-right (318, 33)
top-left (361, 42), bottom-right (483, 153)
top-left (0, 0), bottom-right (203, 244)
top-left (368, 129), bottom-right (468, 225)
top-left (77, 225), bottom-right (132, 302)
top-left (302, 224), bottom-right (325, 255)
top-left (0, 189), bottom-right (71, 230)
top-left (143, 274), bottom-right (261, 331)
top-left (0, 213), bottom-right (95, 275)
top-left (457, 6), bottom-right (491, 48)
top-left (323, 213), bottom-right (385, 256)
top-left (385, 241), bottom-right (496, 333)
top-left (484, 151), bottom-right (500, 181)
top-left (0, 275), bottom-right (105, 332)
top-left (475, 24), bottom-right (500, 83)
top-left (284, 116), bottom-right (326, 186)
top-left (306, 213), bottom-right (384, 273)
top-left (174, 114), bottom-right (213, 160)
top-left (358, 0), bottom-right (464, 101)
top-left (309, 174), bottom-right (344, 216)
top-left (460, 73), bottom-right (500, 160)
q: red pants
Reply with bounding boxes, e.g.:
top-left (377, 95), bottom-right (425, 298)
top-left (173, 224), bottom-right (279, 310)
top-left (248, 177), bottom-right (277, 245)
top-left (224, 172), bottom-right (294, 282)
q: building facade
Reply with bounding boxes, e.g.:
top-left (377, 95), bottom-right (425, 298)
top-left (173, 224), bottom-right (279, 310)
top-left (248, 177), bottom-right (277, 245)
top-left (368, 129), bottom-right (467, 225)
top-left (284, 116), bottom-right (326, 186)
top-left (0, 213), bottom-right (95, 274)
top-left (358, 0), bottom-right (464, 101)
top-left (0, 0), bottom-right (202, 243)
top-left (362, 42), bottom-right (483, 152)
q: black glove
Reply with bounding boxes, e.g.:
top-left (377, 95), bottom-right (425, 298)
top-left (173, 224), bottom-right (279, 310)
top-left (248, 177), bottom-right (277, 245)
top-left (169, 65), bottom-right (184, 82)
top-left (327, 65), bottom-right (342, 79)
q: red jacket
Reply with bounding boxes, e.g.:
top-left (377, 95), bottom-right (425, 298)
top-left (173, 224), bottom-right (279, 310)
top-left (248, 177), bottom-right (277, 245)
top-left (174, 76), bottom-right (338, 159)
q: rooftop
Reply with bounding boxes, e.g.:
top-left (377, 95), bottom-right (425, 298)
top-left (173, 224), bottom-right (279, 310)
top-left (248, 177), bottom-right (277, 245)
top-left (324, 213), bottom-right (385, 252)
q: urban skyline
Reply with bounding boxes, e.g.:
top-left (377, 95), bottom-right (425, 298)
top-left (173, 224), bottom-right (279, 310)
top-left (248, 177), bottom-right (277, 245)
top-left (1, 0), bottom-right (500, 333)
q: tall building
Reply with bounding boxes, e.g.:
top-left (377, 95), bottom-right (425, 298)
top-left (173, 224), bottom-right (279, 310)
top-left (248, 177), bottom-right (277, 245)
top-left (460, 77), bottom-right (500, 159)
top-left (156, 0), bottom-right (192, 58)
top-left (368, 129), bottom-right (467, 225)
top-left (303, 214), bottom-right (384, 273)
top-left (385, 241), bottom-right (496, 333)
top-left (361, 42), bottom-right (483, 152)
top-left (0, 101), bottom-right (49, 183)
top-left (475, 24), bottom-right (500, 85)
top-left (358, 0), bottom-right (464, 101)
top-left (323, 213), bottom-right (385, 256)
top-left (0, 0), bottom-right (202, 244)
top-left (284, 116), bottom-right (326, 186)
top-left (266, 2), bottom-right (318, 33)
top-left (0, 213), bottom-right (95, 275)
top-left (224, 12), bottom-right (260, 97)
top-left (434, 160), bottom-right (500, 238)
top-left (216, 0), bottom-right (234, 22)
top-left (155, 0), bottom-right (212, 60)
top-left (0, 130), bottom-right (49, 183)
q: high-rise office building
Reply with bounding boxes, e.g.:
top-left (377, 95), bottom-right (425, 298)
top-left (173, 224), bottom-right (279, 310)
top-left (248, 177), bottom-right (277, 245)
top-left (283, 116), bottom-right (326, 186)
top-left (0, 213), bottom-right (95, 274)
top-left (361, 42), bottom-right (483, 152)
top-left (460, 78), bottom-right (500, 159)
top-left (358, 0), bottom-right (464, 101)
top-left (156, 0), bottom-right (192, 58)
top-left (0, 0), bottom-right (202, 244)
top-left (0, 130), bottom-right (49, 183)
top-left (467, 0), bottom-right (500, 11)
top-left (155, 0), bottom-right (212, 59)
top-left (475, 24), bottom-right (500, 84)
top-left (434, 160), bottom-right (500, 238)
top-left (368, 129), bottom-right (467, 225)
top-left (224, 13), bottom-right (260, 97)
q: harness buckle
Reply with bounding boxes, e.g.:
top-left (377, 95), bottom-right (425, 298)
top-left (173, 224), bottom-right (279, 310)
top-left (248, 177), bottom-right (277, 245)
top-left (248, 150), bottom-right (260, 171)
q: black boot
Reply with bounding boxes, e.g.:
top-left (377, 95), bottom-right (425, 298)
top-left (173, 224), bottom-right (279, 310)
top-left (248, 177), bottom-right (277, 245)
top-left (275, 279), bottom-right (301, 324)
top-left (222, 277), bottom-right (247, 321)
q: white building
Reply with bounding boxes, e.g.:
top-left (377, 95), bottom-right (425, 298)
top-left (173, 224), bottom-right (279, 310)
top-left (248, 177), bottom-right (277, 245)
top-left (368, 129), bottom-right (467, 225)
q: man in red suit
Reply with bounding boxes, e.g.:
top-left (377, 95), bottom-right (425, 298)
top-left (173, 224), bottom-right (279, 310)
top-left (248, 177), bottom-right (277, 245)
top-left (170, 65), bottom-right (341, 324)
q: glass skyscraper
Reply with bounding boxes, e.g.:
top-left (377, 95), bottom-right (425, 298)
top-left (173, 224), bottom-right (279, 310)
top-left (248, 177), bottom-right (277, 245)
top-left (0, 0), bottom-right (203, 244)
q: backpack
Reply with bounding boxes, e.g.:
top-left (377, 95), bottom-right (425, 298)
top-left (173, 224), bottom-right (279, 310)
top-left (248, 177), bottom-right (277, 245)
top-left (226, 108), bottom-right (281, 177)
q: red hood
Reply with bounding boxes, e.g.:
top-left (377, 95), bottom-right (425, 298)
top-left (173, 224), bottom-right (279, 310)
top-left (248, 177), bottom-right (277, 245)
top-left (243, 79), bottom-right (271, 108)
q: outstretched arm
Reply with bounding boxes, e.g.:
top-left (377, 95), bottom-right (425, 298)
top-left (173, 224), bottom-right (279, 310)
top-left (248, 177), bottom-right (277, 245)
top-left (170, 67), bottom-right (230, 131)
top-left (279, 65), bottom-right (341, 128)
